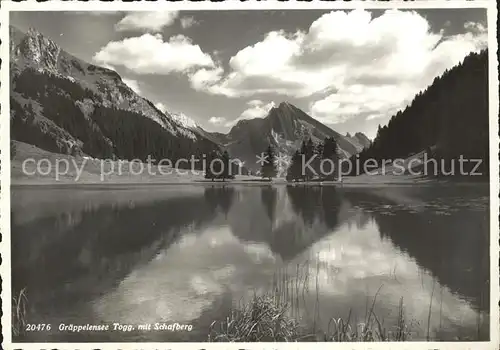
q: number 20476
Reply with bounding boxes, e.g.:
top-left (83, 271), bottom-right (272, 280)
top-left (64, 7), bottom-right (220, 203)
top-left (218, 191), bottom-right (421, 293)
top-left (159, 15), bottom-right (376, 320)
top-left (26, 324), bottom-right (51, 331)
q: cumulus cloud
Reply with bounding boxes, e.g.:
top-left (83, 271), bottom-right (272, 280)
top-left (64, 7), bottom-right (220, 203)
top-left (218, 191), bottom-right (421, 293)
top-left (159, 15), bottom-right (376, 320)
top-left (247, 100), bottom-right (265, 107)
top-left (193, 9), bottom-right (486, 125)
top-left (225, 100), bottom-right (275, 127)
top-left (189, 66), bottom-right (225, 91)
top-left (93, 33), bottom-right (215, 74)
top-left (309, 84), bottom-right (413, 124)
top-left (122, 78), bottom-right (141, 94)
top-left (240, 100), bottom-right (276, 119)
top-left (115, 11), bottom-right (179, 32)
top-left (464, 21), bottom-right (486, 33)
top-left (180, 16), bottom-right (199, 29)
top-left (208, 116), bottom-right (226, 125)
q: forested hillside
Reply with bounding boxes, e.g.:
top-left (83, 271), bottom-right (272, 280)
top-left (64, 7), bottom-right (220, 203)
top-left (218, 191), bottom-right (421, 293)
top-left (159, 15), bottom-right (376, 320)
top-left (10, 27), bottom-right (221, 167)
top-left (351, 50), bottom-right (489, 177)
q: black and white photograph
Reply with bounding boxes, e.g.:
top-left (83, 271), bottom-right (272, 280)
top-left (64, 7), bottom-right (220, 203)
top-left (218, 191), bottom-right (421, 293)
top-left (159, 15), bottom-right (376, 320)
top-left (1, 1), bottom-right (498, 349)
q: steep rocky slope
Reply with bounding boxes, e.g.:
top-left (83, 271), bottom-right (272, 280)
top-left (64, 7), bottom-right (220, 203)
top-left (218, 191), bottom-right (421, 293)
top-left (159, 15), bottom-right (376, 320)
top-left (10, 27), bottom-right (219, 162)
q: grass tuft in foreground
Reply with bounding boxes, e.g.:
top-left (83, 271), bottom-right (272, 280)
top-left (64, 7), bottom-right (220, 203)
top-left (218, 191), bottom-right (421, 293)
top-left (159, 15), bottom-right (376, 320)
top-left (12, 288), bottom-right (28, 337)
top-left (208, 294), bottom-right (300, 342)
top-left (208, 291), bottom-right (413, 342)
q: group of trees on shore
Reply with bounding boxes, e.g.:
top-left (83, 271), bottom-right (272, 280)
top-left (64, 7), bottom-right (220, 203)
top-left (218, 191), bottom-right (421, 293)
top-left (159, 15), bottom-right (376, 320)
top-left (253, 137), bottom-right (339, 182)
top-left (204, 136), bottom-right (340, 182)
top-left (203, 144), bottom-right (280, 182)
top-left (286, 137), bottom-right (339, 182)
top-left (261, 145), bottom-right (278, 180)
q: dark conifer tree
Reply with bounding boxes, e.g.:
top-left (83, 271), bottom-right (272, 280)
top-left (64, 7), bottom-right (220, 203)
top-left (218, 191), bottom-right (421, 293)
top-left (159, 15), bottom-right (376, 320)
top-left (219, 150), bottom-right (232, 181)
top-left (205, 151), bottom-right (217, 181)
top-left (312, 141), bottom-right (324, 178)
top-left (304, 138), bottom-right (315, 181)
top-left (322, 137), bottom-right (338, 180)
top-left (286, 150), bottom-right (302, 182)
top-left (261, 145), bottom-right (278, 180)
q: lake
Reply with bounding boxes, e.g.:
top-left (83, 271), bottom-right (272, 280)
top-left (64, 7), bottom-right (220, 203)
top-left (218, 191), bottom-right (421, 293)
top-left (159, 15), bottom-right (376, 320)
top-left (11, 184), bottom-right (490, 342)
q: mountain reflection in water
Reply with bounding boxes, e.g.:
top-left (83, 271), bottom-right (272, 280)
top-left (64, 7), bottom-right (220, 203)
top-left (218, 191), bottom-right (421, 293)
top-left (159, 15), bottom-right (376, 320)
top-left (11, 184), bottom-right (489, 342)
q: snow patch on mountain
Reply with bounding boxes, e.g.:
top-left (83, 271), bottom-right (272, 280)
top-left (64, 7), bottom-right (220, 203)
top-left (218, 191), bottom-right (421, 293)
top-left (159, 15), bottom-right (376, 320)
top-left (171, 112), bottom-right (198, 129)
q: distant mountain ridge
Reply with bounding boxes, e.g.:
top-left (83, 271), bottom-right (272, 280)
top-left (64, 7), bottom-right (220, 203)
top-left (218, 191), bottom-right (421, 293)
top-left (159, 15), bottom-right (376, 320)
top-left (348, 132), bottom-right (371, 150)
top-left (202, 102), bottom-right (370, 173)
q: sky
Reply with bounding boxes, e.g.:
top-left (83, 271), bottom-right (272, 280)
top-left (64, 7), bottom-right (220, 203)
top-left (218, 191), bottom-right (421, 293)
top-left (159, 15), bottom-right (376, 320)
top-left (11, 9), bottom-right (487, 139)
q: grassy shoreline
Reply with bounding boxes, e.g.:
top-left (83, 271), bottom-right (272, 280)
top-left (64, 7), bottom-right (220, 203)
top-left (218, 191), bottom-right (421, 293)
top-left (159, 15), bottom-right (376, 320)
top-left (208, 293), bottom-right (413, 342)
top-left (10, 140), bottom-right (488, 187)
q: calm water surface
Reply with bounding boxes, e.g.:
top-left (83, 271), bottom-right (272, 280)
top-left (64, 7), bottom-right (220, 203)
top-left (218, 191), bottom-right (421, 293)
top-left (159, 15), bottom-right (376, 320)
top-left (11, 184), bottom-right (490, 342)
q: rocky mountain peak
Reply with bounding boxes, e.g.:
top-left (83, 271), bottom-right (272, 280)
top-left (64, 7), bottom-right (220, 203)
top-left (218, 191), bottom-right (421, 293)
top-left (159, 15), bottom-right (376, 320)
top-left (276, 101), bottom-right (301, 115)
top-left (17, 27), bottom-right (62, 71)
top-left (353, 132), bottom-right (371, 148)
top-left (268, 101), bottom-right (302, 123)
top-left (218, 101), bottom-right (370, 173)
top-left (26, 27), bottom-right (46, 39)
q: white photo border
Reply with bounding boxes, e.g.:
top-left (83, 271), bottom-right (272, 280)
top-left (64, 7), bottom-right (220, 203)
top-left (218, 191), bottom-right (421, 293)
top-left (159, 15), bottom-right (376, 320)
top-left (1, 1), bottom-right (498, 349)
